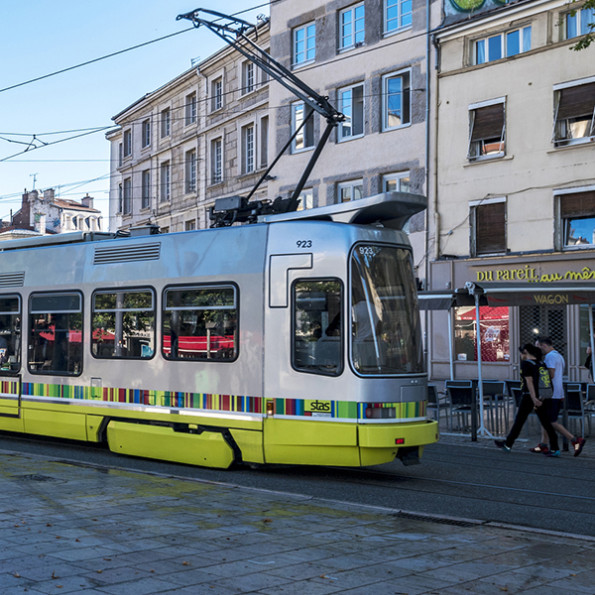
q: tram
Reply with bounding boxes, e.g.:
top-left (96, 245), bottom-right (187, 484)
top-left (0, 192), bottom-right (437, 468)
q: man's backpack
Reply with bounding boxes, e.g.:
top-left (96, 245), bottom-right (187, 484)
top-left (537, 362), bottom-right (553, 399)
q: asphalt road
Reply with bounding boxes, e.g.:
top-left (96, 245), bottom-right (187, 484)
top-left (1, 432), bottom-right (593, 538)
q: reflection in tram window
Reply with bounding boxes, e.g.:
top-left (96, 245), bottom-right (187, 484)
top-left (28, 292), bottom-right (83, 376)
top-left (292, 279), bottom-right (343, 376)
top-left (162, 285), bottom-right (237, 361)
top-left (92, 288), bottom-right (155, 359)
top-left (0, 294), bottom-right (21, 371)
top-left (351, 244), bottom-right (423, 375)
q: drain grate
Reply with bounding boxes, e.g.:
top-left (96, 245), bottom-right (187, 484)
top-left (394, 511), bottom-right (478, 527)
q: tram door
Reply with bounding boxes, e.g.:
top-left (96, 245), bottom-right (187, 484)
top-left (0, 294), bottom-right (22, 419)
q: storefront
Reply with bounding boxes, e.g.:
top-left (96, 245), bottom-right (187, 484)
top-left (423, 251), bottom-right (595, 382)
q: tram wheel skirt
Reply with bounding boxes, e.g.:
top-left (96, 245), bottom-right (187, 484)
top-left (106, 421), bottom-right (235, 469)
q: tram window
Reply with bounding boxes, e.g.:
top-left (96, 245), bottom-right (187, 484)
top-left (162, 285), bottom-right (238, 361)
top-left (92, 288), bottom-right (155, 359)
top-left (28, 292), bottom-right (83, 376)
top-left (0, 294), bottom-right (21, 372)
top-left (292, 279), bottom-right (343, 376)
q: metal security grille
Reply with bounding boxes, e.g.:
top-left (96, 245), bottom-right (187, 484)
top-left (519, 305), bottom-right (567, 365)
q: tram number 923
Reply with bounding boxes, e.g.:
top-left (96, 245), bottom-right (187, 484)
top-left (296, 240), bottom-right (313, 248)
top-left (358, 245), bottom-right (380, 257)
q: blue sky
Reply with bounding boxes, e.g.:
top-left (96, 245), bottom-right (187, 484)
top-left (0, 1), bottom-right (270, 228)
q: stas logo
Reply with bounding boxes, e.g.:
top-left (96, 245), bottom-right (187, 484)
top-left (305, 400), bottom-right (331, 415)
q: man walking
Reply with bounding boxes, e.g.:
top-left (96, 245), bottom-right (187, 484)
top-left (533, 337), bottom-right (586, 457)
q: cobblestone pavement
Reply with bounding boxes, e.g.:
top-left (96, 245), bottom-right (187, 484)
top-left (0, 448), bottom-right (594, 594)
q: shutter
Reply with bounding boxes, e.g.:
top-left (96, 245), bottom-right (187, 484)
top-left (476, 202), bottom-right (506, 254)
top-left (471, 103), bottom-right (505, 141)
top-left (557, 83), bottom-right (595, 119)
top-left (560, 191), bottom-right (595, 218)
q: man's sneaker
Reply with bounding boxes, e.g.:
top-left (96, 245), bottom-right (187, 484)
top-left (545, 450), bottom-right (561, 457)
top-left (495, 439), bottom-right (511, 452)
top-left (530, 443), bottom-right (549, 454)
top-left (571, 437), bottom-right (587, 457)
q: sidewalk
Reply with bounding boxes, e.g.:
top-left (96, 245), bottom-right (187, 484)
top-left (1, 448), bottom-right (594, 594)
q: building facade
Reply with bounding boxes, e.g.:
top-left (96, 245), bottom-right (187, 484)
top-left (268, 0), bottom-right (440, 282)
top-left (427, 0), bottom-right (595, 381)
top-left (107, 23), bottom-right (270, 233)
top-left (9, 188), bottom-right (101, 235)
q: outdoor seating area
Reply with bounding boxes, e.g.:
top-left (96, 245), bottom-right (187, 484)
top-left (427, 380), bottom-right (594, 439)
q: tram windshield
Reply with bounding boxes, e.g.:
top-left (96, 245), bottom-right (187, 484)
top-left (351, 244), bottom-right (423, 375)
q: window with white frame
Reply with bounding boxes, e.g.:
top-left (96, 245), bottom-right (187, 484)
top-left (468, 98), bottom-right (506, 160)
top-left (185, 149), bottom-right (197, 193)
top-left (293, 22), bottom-right (316, 66)
top-left (470, 198), bottom-right (506, 256)
top-left (474, 26), bottom-right (531, 65)
top-left (552, 79), bottom-right (595, 147)
top-left (565, 6), bottom-right (595, 40)
top-left (383, 171), bottom-right (410, 192)
top-left (385, 0), bottom-right (412, 34)
top-left (291, 102), bottom-right (315, 152)
top-left (211, 138), bottom-right (223, 184)
top-left (141, 119), bottom-right (151, 148)
top-left (185, 92), bottom-right (197, 125)
top-left (241, 124), bottom-right (255, 174)
top-left (557, 188), bottom-right (595, 248)
top-left (297, 188), bottom-right (314, 211)
top-left (260, 116), bottom-right (269, 168)
top-left (338, 180), bottom-right (363, 202)
top-left (340, 3), bottom-right (365, 50)
top-left (123, 177), bottom-right (132, 215)
top-left (242, 61), bottom-right (255, 95)
top-left (382, 70), bottom-right (411, 130)
top-left (160, 108), bottom-right (171, 138)
top-left (160, 161), bottom-right (170, 202)
top-left (338, 84), bottom-right (364, 140)
top-left (123, 129), bottom-right (132, 157)
top-left (211, 77), bottom-right (223, 111)
top-left (141, 169), bottom-right (151, 209)
top-left (185, 219), bottom-right (196, 231)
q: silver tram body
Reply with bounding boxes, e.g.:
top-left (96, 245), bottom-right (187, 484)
top-left (0, 193), bottom-right (438, 468)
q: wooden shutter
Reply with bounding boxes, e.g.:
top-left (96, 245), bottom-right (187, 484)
top-left (560, 191), bottom-right (595, 218)
top-left (476, 202), bottom-right (506, 255)
top-left (557, 83), bottom-right (595, 119)
top-left (471, 103), bottom-right (505, 141)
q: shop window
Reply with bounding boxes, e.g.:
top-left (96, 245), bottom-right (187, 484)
top-left (559, 189), bottom-right (595, 248)
top-left (29, 292), bottom-right (83, 376)
top-left (92, 289), bottom-right (155, 359)
top-left (454, 306), bottom-right (510, 363)
top-left (162, 285), bottom-right (237, 361)
top-left (468, 100), bottom-right (505, 160)
top-left (471, 200), bottom-right (506, 256)
top-left (552, 80), bottom-right (595, 147)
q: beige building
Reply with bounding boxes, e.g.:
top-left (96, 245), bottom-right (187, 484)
top-left (107, 22), bottom-right (270, 233)
top-left (427, 0), bottom-right (595, 381)
top-left (268, 0), bottom-right (440, 282)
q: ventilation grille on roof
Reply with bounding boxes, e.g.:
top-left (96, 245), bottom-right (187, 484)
top-left (93, 243), bottom-right (161, 265)
top-left (0, 272), bottom-right (25, 287)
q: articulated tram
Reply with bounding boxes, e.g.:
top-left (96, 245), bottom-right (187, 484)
top-left (0, 193), bottom-right (437, 468)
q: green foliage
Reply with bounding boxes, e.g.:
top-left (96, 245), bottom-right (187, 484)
top-left (570, 0), bottom-right (595, 50)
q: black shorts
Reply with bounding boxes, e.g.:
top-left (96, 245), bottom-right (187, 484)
top-left (541, 398), bottom-right (563, 423)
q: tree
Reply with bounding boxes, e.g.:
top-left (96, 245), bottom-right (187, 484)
top-left (570, 0), bottom-right (595, 50)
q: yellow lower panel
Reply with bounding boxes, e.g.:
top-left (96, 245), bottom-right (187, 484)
top-left (24, 408), bottom-right (88, 441)
top-left (264, 418), bottom-right (360, 466)
top-left (0, 408), bottom-right (24, 433)
top-left (86, 415), bottom-right (104, 443)
top-left (107, 421), bottom-right (235, 469)
top-left (359, 420), bottom-right (439, 448)
top-left (229, 428), bottom-right (264, 464)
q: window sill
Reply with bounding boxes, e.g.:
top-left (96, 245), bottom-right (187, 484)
top-left (338, 43), bottom-right (365, 54)
top-left (338, 133), bottom-right (364, 143)
top-left (549, 137), bottom-right (595, 152)
top-left (382, 122), bottom-right (412, 133)
top-left (464, 154), bottom-right (513, 166)
top-left (383, 25), bottom-right (412, 39)
top-left (292, 59), bottom-right (315, 71)
top-left (292, 146), bottom-right (315, 155)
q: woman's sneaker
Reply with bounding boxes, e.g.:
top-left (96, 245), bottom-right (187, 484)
top-left (571, 437), bottom-right (586, 457)
top-left (545, 450), bottom-right (561, 457)
top-left (530, 443), bottom-right (549, 454)
top-left (495, 440), bottom-right (511, 452)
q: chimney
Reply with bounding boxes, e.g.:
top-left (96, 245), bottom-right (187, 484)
top-left (43, 188), bottom-right (55, 202)
top-left (82, 194), bottom-right (94, 209)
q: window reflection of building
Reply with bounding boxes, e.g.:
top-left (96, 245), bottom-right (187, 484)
top-left (454, 306), bottom-right (510, 362)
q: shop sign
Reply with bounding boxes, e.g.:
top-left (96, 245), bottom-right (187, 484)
top-left (474, 264), bottom-right (595, 284)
